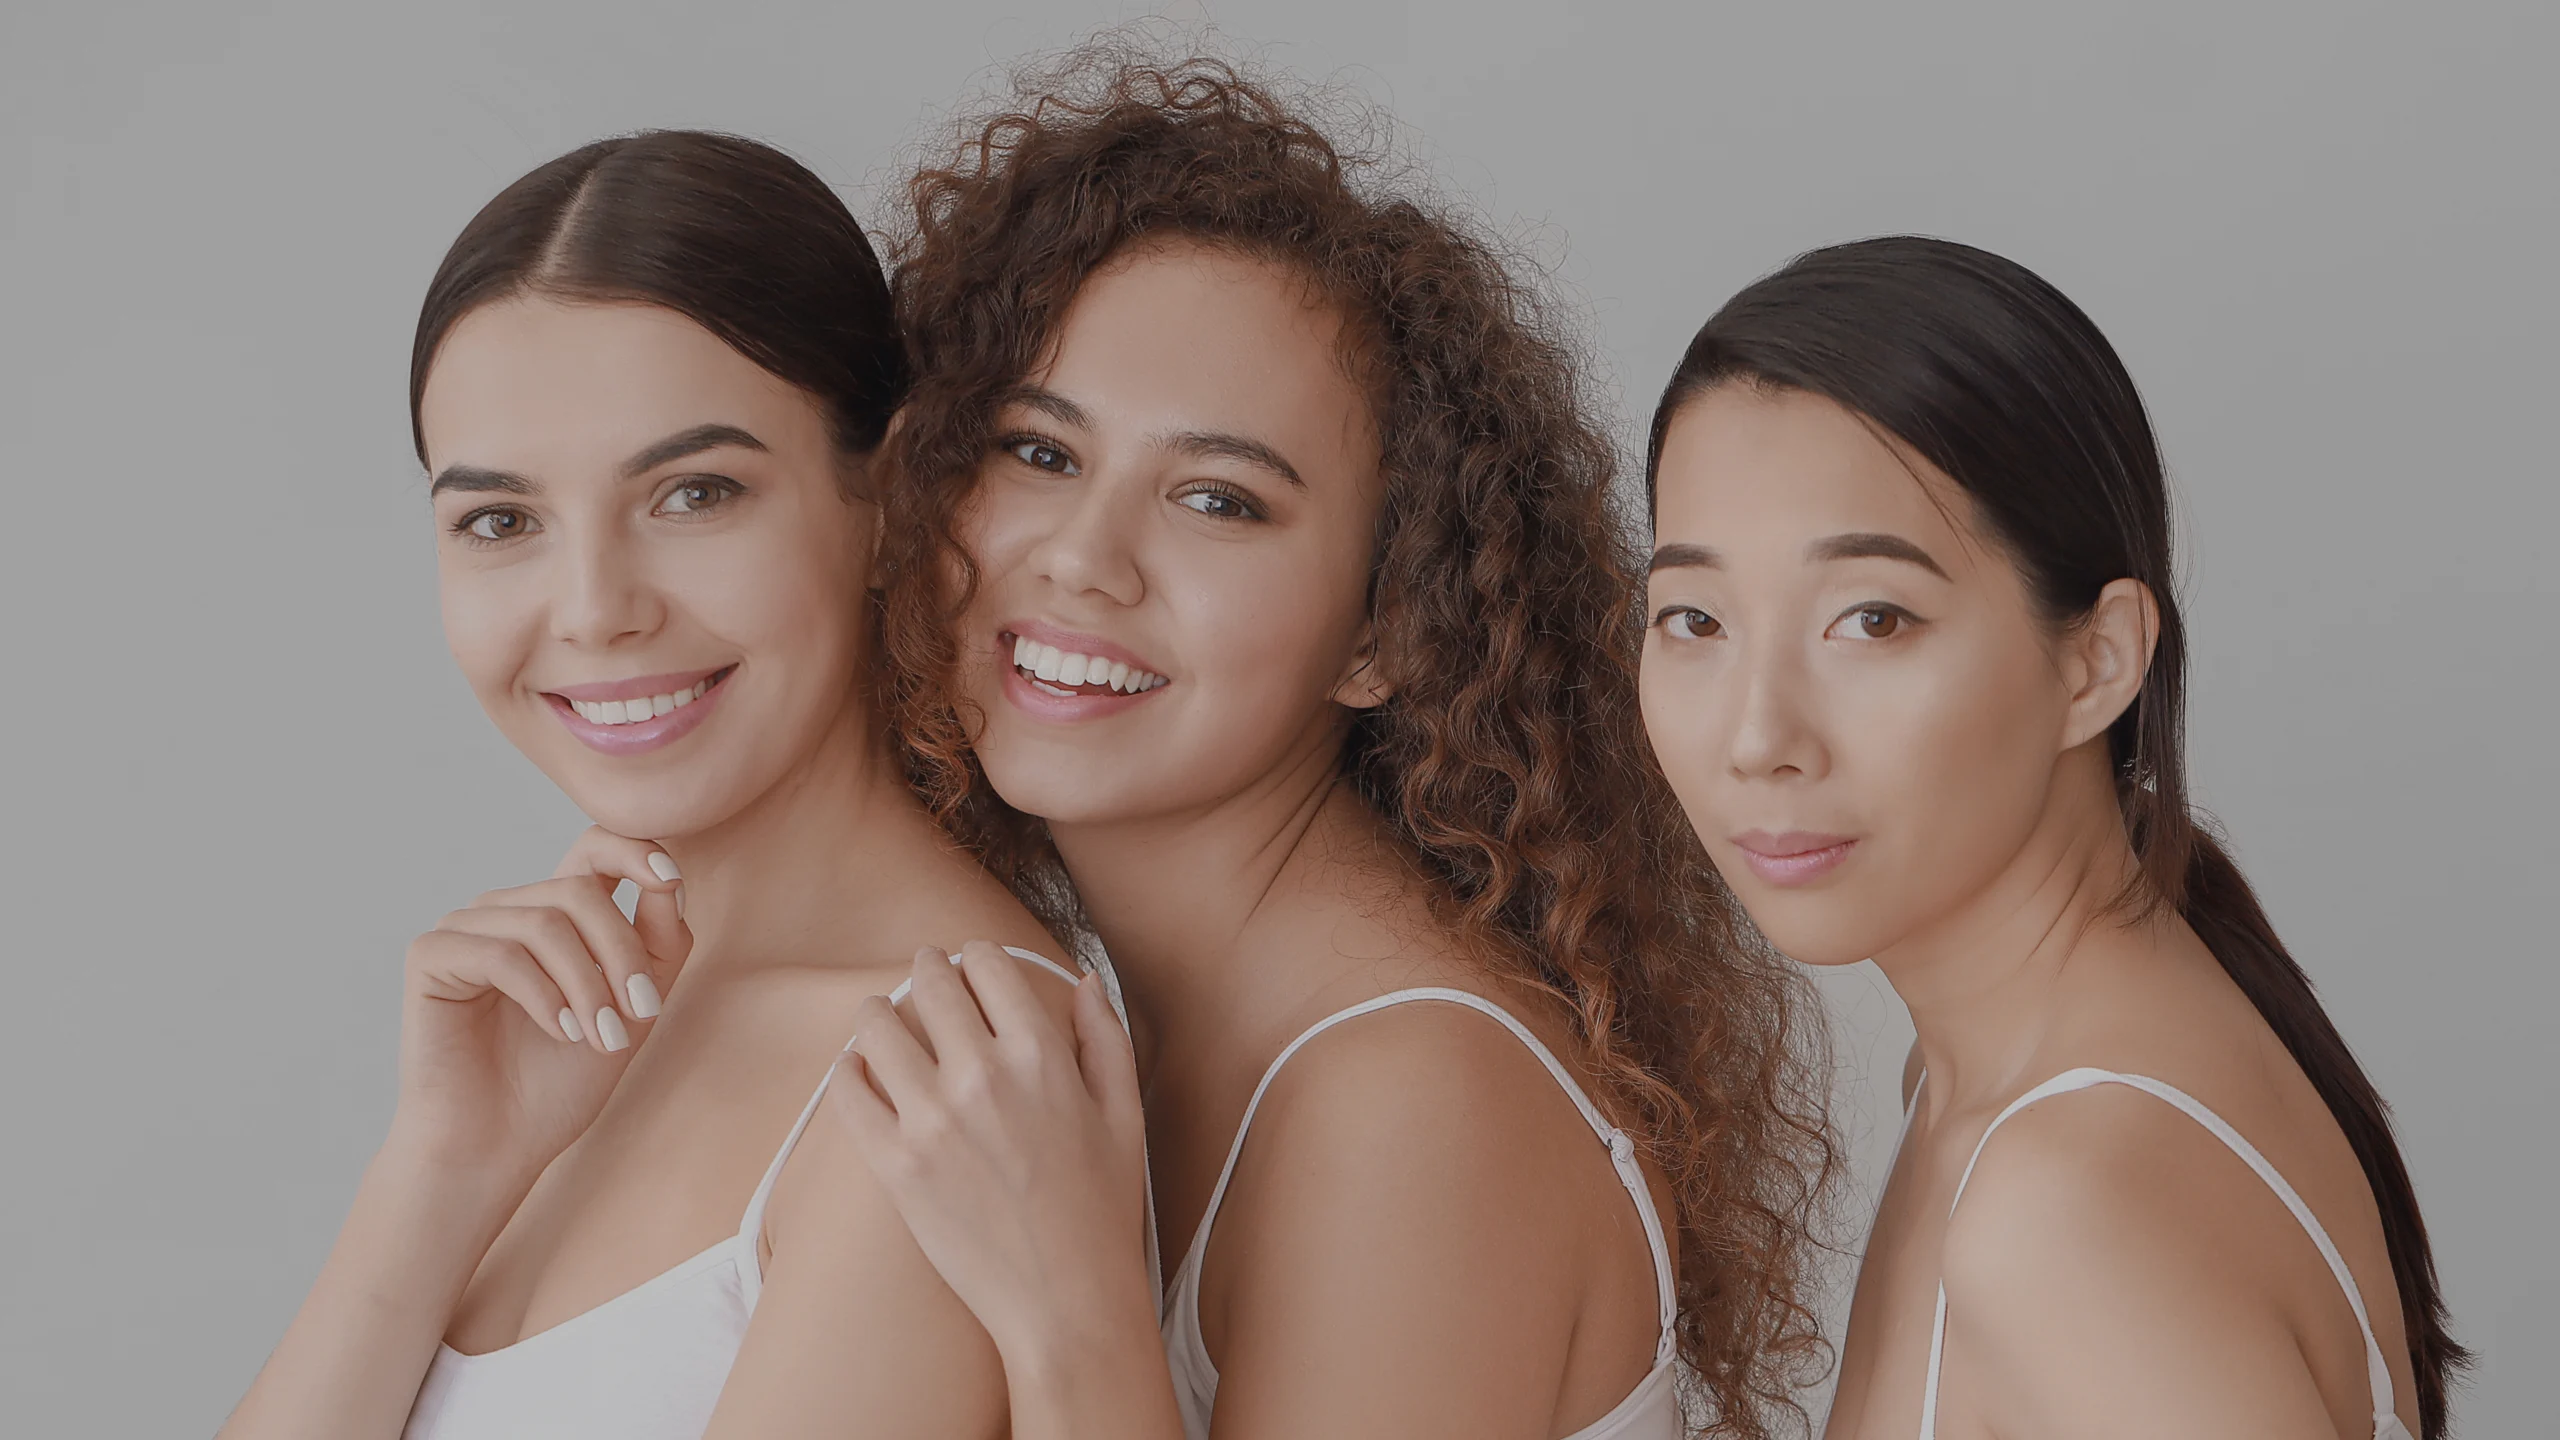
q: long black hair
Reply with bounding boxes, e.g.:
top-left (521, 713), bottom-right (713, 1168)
top-left (409, 130), bottom-right (906, 466)
top-left (1646, 235), bottom-right (2465, 1436)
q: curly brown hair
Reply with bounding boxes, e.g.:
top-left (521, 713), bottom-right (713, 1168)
top-left (874, 45), bottom-right (1837, 1436)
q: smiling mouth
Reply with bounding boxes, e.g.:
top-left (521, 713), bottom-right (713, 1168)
top-left (1006, 633), bottom-right (1166, 697)
top-left (554, 666), bottom-right (734, 726)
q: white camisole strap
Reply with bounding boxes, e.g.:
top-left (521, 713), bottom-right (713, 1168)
top-left (1913, 1066), bottom-right (2405, 1440)
top-left (731, 944), bottom-right (1089, 1310)
top-left (1179, 986), bottom-right (1679, 1363)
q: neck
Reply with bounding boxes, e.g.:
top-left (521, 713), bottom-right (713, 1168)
top-left (652, 687), bottom-right (945, 969)
top-left (1047, 715), bottom-right (1369, 1038)
top-left (1876, 746), bottom-right (2154, 1109)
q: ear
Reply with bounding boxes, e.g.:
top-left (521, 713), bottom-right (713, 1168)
top-left (2059, 577), bottom-right (2157, 751)
top-left (1328, 622), bottom-right (1394, 710)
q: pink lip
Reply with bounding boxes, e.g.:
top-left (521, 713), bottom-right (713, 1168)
top-left (1729, 829), bottom-right (1857, 887)
top-left (542, 665), bottom-right (734, 756)
top-left (996, 620), bottom-right (1167, 724)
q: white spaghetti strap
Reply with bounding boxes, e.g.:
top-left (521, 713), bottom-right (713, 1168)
top-left (732, 945), bottom-right (1086, 1309)
top-left (1914, 1067), bottom-right (2401, 1439)
top-left (1177, 987), bottom-right (1679, 1361)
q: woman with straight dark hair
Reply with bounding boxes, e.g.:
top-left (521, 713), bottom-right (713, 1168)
top-left (1638, 236), bottom-right (2463, 1438)
top-left (221, 130), bottom-right (1106, 1440)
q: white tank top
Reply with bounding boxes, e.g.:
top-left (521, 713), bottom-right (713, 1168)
top-left (402, 946), bottom-right (1146, 1439)
top-left (1907, 1066), bottom-right (2411, 1440)
top-left (1159, 987), bottom-right (1683, 1440)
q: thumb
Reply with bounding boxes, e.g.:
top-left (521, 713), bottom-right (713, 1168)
top-left (1073, 973), bottom-right (1143, 1145)
top-left (633, 882), bottom-right (693, 987)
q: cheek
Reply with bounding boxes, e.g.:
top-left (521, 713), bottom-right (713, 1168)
top-left (1847, 638), bottom-right (2068, 926)
top-left (1639, 651), bottom-right (1728, 818)
top-left (436, 558), bottom-right (539, 702)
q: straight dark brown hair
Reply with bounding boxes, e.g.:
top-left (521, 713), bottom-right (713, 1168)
top-left (1647, 235), bottom-right (2466, 1437)
top-left (408, 129), bottom-right (905, 467)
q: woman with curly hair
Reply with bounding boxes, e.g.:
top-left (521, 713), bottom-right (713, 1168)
top-left (824, 51), bottom-right (1834, 1440)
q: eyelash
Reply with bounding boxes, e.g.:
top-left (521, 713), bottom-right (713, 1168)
top-left (656, 475), bottom-right (744, 517)
top-left (449, 505), bottom-right (535, 547)
top-left (1827, 602), bottom-right (1919, 641)
top-left (1000, 433), bottom-right (1078, 475)
top-left (1176, 482), bottom-right (1265, 522)
top-left (1649, 602), bottom-right (1923, 643)
top-left (1652, 605), bottom-right (1721, 640)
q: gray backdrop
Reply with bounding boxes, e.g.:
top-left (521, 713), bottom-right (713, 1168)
top-left (3, 1), bottom-right (2550, 1433)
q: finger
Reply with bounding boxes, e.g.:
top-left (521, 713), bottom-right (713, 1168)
top-left (553, 826), bottom-right (694, 1003)
top-left (847, 994), bottom-right (938, 1111)
top-left (823, 1051), bottom-right (903, 1162)
top-left (482, 880), bottom-right (664, 1026)
top-left (954, 940), bottom-right (1061, 1052)
top-left (629, 883), bottom-right (691, 998)
top-left (411, 931), bottom-right (582, 1043)
top-left (438, 906), bottom-right (626, 1055)
top-left (901, 945), bottom-right (994, 1067)
top-left (1073, 972), bottom-right (1144, 1125)
top-left (552, 824), bottom-right (684, 894)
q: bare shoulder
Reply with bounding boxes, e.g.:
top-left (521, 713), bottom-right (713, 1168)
top-left (1936, 1086), bottom-right (2334, 1434)
top-left (1199, 993), bottom-right (1645, 1432)
top-left (1219, 993), bottom-right (1623, 1280)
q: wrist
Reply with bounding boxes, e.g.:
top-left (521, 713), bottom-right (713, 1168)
top-left (998, 1275), bottom-right (1171, 1408)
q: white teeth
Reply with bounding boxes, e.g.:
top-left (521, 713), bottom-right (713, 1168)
top-left (569, 675), bottom-right (718, 726)
top-left (1008, 636), bottom-right (1163, 695)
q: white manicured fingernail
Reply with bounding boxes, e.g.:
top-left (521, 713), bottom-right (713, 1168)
top-left (595, 1007), bottom-right (631, 1052)
top-left (627, 973), bottom-right (662, 1019)
top-left (648, 852), bottom-right (681, 883)
top-left (558, 1007), bottom-right (583, 1043)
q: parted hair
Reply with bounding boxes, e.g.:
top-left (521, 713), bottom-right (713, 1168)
top-left (873, 46), bottom-right (1837, 1436)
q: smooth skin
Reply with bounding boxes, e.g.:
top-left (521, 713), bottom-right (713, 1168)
top-left (1638, 384), bottom-right (2417, 1439)
top-left (830, 239), bottom-right (1670, 1440)
top-left (222, 298), bottom-right (1074, 1440)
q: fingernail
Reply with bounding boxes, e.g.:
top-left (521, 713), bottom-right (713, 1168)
top-left (648, 852), bottom-right (681, 883)
top-left (557, 1007), bottom-right (584, 1043)
top-left (627, 973), bottom-right (662, 1019)
top-left (595, 1008), bottom-right (631, 1052)
top-left (675, 883), bottom-right (686, 918)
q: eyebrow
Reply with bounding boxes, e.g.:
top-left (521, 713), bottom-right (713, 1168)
top-left (1164, 430), bottom-right (1304, 488)
top-left (1806, 531), bottom-right (1950, 579)
top-left (428, 423), bottom-right (767, 497)
top-left (1649, 542), bottom-right (1721, 573)
top-left (428, 465), bottom-right (534, 497)
top-left (620, 422), bottom-right (767, 478)
top-left (1000, 386), bottom-right (1095, 431)
top-left (999, 386), bottom-right (1305, 488)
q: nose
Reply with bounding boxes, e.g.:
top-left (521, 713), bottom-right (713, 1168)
top-left (549, 522), bottom-right (663, 649)
top-left (1727, 639), bottom-right (1827, 781)
top-left (1026, 475), bottom-right (1144, 607)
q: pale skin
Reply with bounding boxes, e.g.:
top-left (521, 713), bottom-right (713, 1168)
top-left (827, 239), bottom-right (1671, 1440)
top-left (221, 297), bottom-right (1076, 1440)
top-left (1638, 384), bottom-right (2418, 1438)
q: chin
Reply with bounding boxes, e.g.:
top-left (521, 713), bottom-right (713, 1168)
top-left (1726, 891), bottom-right (1896, 969)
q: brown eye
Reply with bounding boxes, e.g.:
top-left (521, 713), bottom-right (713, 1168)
top-left (1656, 607), bottom-right (1722, 641)
top-left (460, 507), bottom-right (535, 542)
top-left (1827, 604), bottom-right (1908, 641)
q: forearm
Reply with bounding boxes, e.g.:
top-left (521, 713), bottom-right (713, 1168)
top-left (218, 1142), bottom-right (528, 1440)
top-left (997, 1293), bottom-right (1188, 1440)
